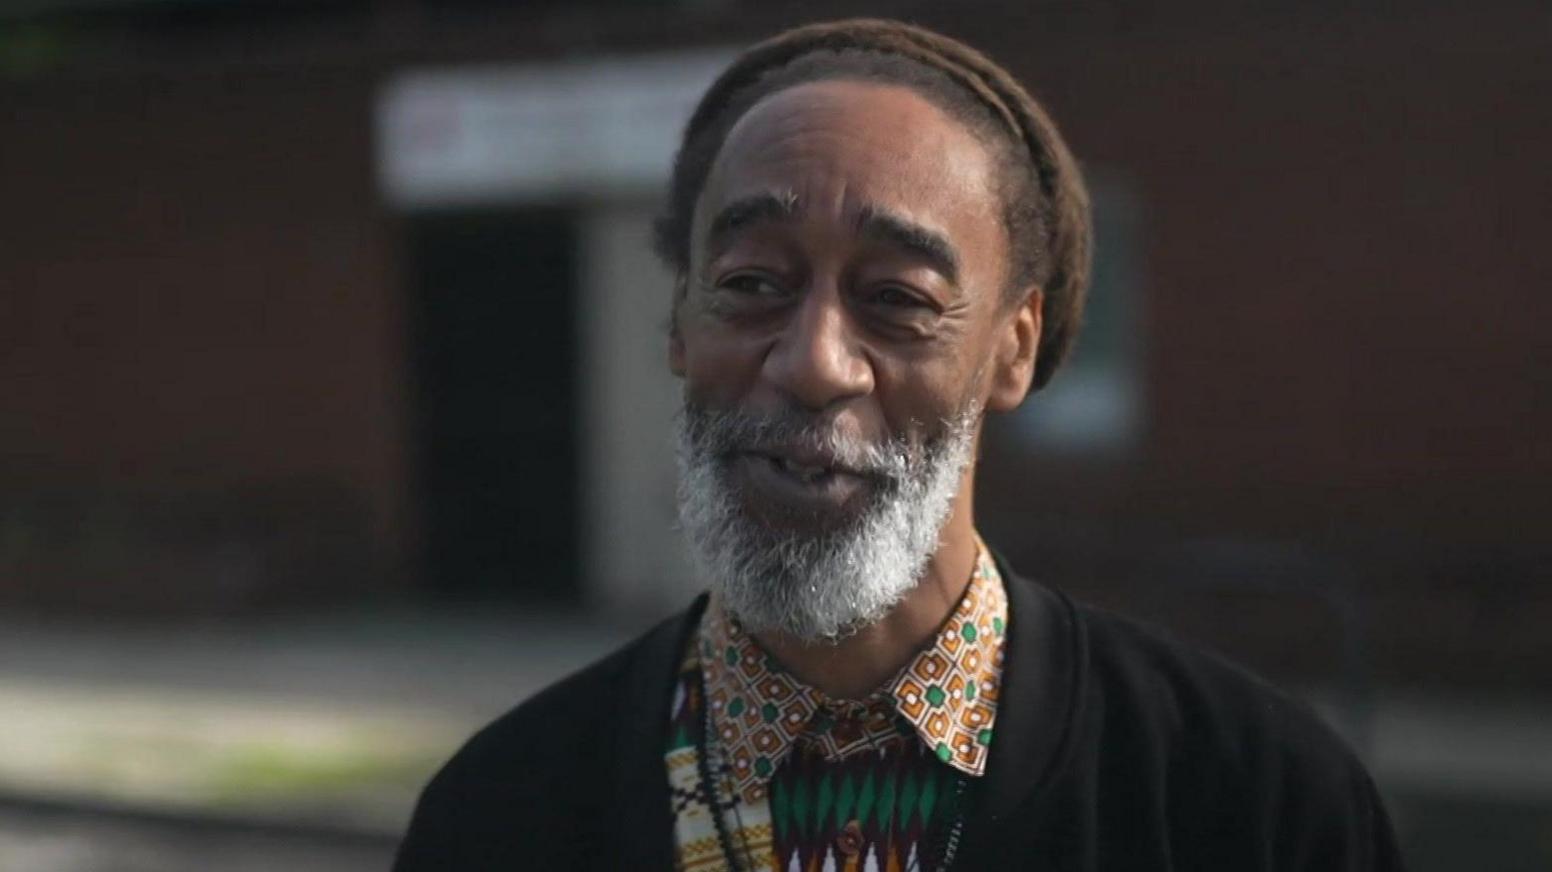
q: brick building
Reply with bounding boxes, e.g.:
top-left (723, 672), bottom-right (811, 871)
top-left (1, 1), bottom-right (1547, 691)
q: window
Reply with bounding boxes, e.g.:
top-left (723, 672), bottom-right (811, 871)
top-left (1010, 172), bottom-right (1143, 452)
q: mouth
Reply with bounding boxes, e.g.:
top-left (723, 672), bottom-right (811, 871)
top-left (748, 449), bottom-right (865, 485)
top-left (724, 447), bottom-right (881, 523)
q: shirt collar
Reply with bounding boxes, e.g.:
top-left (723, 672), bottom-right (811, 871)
top-left (697, 542), bottom-right (1009, 805)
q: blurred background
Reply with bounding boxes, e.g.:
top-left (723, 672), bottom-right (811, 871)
top-left (1, 0), bottom-right (1549, 869)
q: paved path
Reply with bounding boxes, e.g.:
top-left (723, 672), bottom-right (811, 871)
top-left (1, 605), bottom-right (1550, 870)
top-left (0, 799), bottom-right (393, 872)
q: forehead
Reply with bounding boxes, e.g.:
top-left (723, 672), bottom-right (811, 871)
top-left (698, 80), bottom-right (1001, 245)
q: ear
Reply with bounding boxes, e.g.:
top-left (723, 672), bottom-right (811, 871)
top-left (668, 274), bottom-right (688, 378)
top-left (985, 286), bottom-right (1042, 412)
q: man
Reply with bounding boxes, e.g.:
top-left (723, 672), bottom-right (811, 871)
top-left (395, 19), bottom-right (1404, 871)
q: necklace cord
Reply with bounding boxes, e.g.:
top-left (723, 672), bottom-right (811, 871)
top-left (694, 666), bottom-right (755, 872)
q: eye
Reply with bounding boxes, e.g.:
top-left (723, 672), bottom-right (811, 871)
top-left (719, 273), bottom-right (787, 297)
top-left (873, 285), bottom-right (927, 309)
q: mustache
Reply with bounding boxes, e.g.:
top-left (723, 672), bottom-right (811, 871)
top-left (679, 403), bottom-right (915, 481)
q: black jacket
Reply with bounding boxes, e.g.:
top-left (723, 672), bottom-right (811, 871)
top-left (394, 558), bottom-right (1405, 870)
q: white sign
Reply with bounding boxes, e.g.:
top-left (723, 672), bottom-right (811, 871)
top-left (376, 48), bottom-right (736, 207)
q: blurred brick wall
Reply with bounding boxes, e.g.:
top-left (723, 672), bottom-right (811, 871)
top-left (964, 10), bottom-right (1552, 687)
top-left (0, 68), bottom-right (409, 613)
top-left (0, 3), bottom-right (1546, 666)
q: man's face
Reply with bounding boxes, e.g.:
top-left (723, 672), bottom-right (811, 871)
top-left (670, 80), bottom-right (1028, 640)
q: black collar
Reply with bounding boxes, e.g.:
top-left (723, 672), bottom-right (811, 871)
top-left (966, 550), bottom-right (1084, 831)
top-left (607, 592), bottom-right (710, 869)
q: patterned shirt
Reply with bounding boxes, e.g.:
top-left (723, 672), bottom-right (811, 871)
top-left (667, 544), bottom-right (1009, 871)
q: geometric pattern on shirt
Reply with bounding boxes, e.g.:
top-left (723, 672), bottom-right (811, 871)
top-left (767, 738), bottom-right (970, 872)
top-left (699, 542), bottom-right (1008, 806)
top-left (666, 644), bottom-right (969, 872)
top-left (666, 665), bottom-right (776, 872)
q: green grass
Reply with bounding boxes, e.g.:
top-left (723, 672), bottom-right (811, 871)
top-left (203, 742), bottom-right (443, 799)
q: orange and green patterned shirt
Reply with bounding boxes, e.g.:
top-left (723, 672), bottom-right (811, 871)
top-left (666, 543), bottom-right (1009, 871)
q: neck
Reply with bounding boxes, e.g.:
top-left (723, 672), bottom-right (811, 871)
top-left (752, 465), bottom-right (980, 700)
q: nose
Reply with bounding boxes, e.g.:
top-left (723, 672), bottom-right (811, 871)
top-left (761, 288), bottom-right (874, 412)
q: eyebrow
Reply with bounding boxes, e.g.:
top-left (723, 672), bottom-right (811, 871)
top-left (702, 192), bottom-right (962, 285)
top-left (705, 191), bottom-right (800, 255)
top-left (855, 206), bottom-right (961, 285)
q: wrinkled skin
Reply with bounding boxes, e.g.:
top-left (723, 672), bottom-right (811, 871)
top-left (669, 80), bottom-right (1043, 697)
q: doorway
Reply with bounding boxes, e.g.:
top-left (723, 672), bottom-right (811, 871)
top-left (405, 208), bottom-right (579, 602)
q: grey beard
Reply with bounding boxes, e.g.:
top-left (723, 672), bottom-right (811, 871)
top-left (673, 400), bottom-right (979, 643)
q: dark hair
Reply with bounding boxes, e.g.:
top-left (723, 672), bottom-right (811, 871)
top-left (654, 18), bottom-right (1093, 391)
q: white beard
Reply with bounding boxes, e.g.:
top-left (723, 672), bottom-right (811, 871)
top-left (674, 399), bottom-right (979, 643)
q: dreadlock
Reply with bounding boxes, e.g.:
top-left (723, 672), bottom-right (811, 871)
top-left (654, 18), bottom-right (1092, 392)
